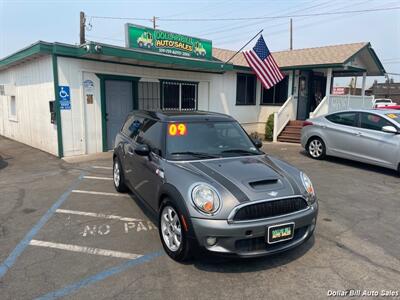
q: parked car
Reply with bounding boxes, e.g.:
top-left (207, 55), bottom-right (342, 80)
top-left (376, 105), bottom-right (400, 110)
top-left (113, 110), bottom-right (318, 261)
top-left (301, 109), bottom-right (400, 174)
top-left (373, 98), bottom-right (393, 108)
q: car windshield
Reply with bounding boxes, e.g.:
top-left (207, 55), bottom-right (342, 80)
top-left (376, 99), bottom-right (391, 103)
top-left (166, 121), bottom-right (262, 160)
top-left (385, 113), bottom-right (400, 125)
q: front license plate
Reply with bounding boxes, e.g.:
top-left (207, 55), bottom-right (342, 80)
top-left (267, 223), bottom-right (295, 244)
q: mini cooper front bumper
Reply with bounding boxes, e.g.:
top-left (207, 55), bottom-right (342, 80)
top-left (190, 202), bottom-right (318, 257)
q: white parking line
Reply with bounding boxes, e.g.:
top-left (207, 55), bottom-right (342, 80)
top-left (72, 190), bottom-right (127, 197)
top-left (29, 240), bottom-right (142, 260)
top-left (56, 209), bottom-right (143, 222)
top-left (83, 176), bottom-right (113, 181)
top-left (92, 166), bottom-right (112, 170)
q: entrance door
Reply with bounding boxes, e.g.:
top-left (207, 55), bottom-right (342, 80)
top-left (296, 71), bottom-right (311, 120)
top-left (105, 80), bottom-right (133, 149)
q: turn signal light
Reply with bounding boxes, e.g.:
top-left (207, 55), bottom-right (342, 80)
top-left (203, 201), bottom-right (214, 212)
top-left (303, 121), bottom-right (313, 127)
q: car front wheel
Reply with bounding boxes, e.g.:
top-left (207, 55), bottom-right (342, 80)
top-left (113, 157), bottom-right (128, 193)
top-left (307, 137), bottom-right (326, 160)
top-left (159, 199), bottom-right (191, 262)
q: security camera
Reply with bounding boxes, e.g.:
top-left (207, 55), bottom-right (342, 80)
top-left (94, 45), bottom-right (102, 53)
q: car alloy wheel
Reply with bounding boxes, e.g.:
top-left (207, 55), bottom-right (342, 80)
top-left (309, 139), bottom-right (323, 158)
top-left (113, 161), bottom-right (120, 187)
top-left (160, 206), bottom-right (182, 252)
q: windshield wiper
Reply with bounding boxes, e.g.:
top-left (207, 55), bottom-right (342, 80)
top-left (169, 151), bottom-right (219, 159)
top-left (220, 149), bottom-right (260, 155)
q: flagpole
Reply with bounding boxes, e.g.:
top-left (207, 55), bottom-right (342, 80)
top-left (224, 29), bottom-right (263, 65)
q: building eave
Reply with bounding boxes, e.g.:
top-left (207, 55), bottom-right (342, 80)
top-left (0, 41), bottom-right (233, 73)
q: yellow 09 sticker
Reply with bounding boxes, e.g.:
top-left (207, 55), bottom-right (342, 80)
top-left (386, 113), bottom-right (397, 119)
top-left (168, 123), bottom-right (187, 136)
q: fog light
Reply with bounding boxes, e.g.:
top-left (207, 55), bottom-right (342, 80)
top-left (206, 236), bottom-right (217, 246)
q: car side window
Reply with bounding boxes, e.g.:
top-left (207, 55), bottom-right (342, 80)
top-left (136, 119), bottom-right (163, 156)
top-left (326, 112), bottom-right (358, 127)
top-left (121, 115), bottom-right (144, 140)
top-left (360, 113), bottom-right (393, 131)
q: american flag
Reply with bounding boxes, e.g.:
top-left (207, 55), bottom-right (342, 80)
top-left (243, 35), bottom-right (285, 89)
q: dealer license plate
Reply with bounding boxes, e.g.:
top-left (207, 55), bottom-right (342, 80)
top-left (267, 223), bottom-right (295, 244)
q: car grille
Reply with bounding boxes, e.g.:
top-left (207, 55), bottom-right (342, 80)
top-left (235, 226), bottom-right (308, 252)
top-left (232, 197), bottom-right (308, 222)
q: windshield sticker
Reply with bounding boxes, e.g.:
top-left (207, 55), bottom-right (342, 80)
top-left (168, 123), bottom-right (187, 136)
top-left (386, 113), bottom-right (397, 119)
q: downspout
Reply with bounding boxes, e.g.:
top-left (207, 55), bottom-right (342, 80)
top-left (52, 54), bottom-right (64, 158)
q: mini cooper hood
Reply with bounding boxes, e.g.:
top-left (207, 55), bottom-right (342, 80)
top-left (188, 155), bottom-right (301, 202)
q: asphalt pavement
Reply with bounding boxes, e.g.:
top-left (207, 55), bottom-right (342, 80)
top-left (0, 136), bottom-right (399, 299)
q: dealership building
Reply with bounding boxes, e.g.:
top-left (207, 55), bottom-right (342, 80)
top-left (0, 24), bottom-right (385, 157)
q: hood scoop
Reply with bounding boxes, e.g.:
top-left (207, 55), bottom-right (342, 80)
top-left (249, 178), bottom-right (279, 190)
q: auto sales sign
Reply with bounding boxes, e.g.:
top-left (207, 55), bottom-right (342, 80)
top-left (125, 23), bottom-right (212, 60)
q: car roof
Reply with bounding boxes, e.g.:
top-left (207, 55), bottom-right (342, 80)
top-left (129, 110), bottom-right (235, 122)
top-left (328, 109), bottom-right (400, 116)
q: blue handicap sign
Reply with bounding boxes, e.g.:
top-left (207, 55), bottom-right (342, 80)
top-left (58, 86), bottom-right (71, 110)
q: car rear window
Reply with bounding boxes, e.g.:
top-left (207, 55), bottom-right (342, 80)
top-left (325, 112), bottom-right (357, 127)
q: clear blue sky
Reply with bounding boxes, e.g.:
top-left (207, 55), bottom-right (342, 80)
top-left (1, 0), bottom-right (399, 86)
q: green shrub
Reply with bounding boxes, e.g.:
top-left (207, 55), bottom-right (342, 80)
top-left (265, 113), bottom-right (274, 141)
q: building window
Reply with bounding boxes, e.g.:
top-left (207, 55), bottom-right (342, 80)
top-left (9, 95), bottom-right (17, 121)
top-left (261, 76), bottom-right (288, 105)
top-left (138, 81), bottom-right (160, 111)
top-left (236, 73), bottom-right (256, 105)
top-left (161, 81), bottom-right (197, 111)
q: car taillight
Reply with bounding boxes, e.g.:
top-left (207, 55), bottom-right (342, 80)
top-left (303, 121), bottom-right (313, 127)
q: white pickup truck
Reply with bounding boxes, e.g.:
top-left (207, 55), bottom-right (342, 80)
top-left (373, 98), bottom-right (394, 108)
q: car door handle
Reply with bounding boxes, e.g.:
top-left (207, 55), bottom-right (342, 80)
top-left (354, 132), bottom-right (362, 136)
top-left (127, 146), bottom-right (134, 155)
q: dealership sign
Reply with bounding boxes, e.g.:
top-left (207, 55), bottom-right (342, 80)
top-left (125, 24), bottom-right (212, 60)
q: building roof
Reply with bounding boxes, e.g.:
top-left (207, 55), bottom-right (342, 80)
top-left (213, 42), bottom-right (367, 68)
top-left (212, 42), bottom-right (385, 75)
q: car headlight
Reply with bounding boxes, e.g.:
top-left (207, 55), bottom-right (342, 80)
top-left (300, 172), bottom-right (316, 204)
top-left (191, 184), bottom-right (221, 215)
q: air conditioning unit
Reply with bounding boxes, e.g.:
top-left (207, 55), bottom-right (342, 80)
top-left (0, 84), bottom-right (16, 96)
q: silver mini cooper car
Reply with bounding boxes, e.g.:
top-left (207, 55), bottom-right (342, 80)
top-left (113, 111), bottom-right (318, 261)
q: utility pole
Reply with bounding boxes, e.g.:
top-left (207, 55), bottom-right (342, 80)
top-left (80, 11), bottom-right (86, 45)
top-left (152, 16), bottom-right (158, 29)
top-left (289, 18), bottom-right (293, 50)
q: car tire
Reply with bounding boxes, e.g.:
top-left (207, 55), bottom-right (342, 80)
top-left (159, 199), bottom-right (191, 262)
top-left (307, 137), bottom-right (326, 160)
top-left (113, 156), bottom-right (128, 193)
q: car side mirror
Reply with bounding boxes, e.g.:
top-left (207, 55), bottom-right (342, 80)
top-left (382, 125), bottom-right (398, 134)
top-left (134, 144), bottom-right (150, 156)
top-left (252, 138), bottom-right (263, 149)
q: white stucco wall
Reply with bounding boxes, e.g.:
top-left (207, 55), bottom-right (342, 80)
top-left (0, 55), bottom-right (289, 157)
top-left (0, 56), bottom-right (58, 155)
top-left (56, 57), bottom-right (287, 156)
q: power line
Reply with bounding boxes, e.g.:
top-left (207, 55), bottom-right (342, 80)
top-left (89, 6), bottom-right (399, 22)
top-left (215, 0), bottom-right (374, 46)
top-left (160, 6), bottom-right (400, 21)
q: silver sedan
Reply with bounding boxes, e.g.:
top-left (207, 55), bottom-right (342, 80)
top-left (301, 109), bottom-right (400, 174)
